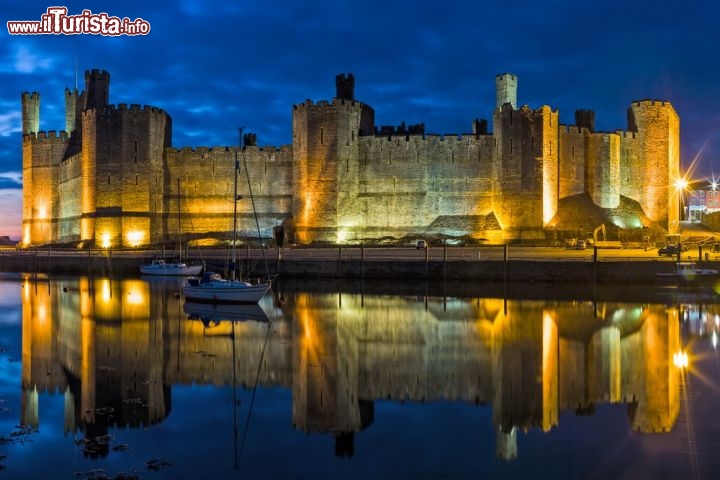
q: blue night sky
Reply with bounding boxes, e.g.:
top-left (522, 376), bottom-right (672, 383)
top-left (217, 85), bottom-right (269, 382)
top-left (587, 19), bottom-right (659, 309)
top-left (2, 0), bottom-right (720, 239)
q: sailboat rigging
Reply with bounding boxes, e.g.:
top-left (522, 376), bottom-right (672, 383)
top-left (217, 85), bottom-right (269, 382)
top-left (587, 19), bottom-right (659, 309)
top-left (140, 178), bottom-right (203, 276)
top-left (182, 128), bottom-right (271, 303)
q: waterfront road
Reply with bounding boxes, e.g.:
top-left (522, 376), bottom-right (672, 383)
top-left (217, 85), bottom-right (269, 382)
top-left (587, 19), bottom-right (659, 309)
top-left (5, 244), bottom-right (717, 263)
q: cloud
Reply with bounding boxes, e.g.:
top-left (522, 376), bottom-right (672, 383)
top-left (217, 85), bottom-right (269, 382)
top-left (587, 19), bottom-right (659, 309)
top-left (0, 172), bottom-right (22, 186)
top-left (12, 44), bottom-right (55, 74)
top-left (0, 112), bottom-right (22, 137)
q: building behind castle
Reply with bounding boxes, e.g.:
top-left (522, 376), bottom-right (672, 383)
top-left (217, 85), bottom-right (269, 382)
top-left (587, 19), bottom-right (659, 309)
top-left (21, 70), bottom-right (681, 248)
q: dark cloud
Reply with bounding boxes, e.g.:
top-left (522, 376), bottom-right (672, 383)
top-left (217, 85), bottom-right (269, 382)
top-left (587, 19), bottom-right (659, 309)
top-left (2, 0), bottom-right (720, 238)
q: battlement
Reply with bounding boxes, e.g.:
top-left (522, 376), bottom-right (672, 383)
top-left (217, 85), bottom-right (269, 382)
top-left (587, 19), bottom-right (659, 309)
top-left (292, 97), bottom-right (371, 113)
top-left (21, 91), bottom-right (40, 100)
top-left (560, 124), bottom-right (592, 135)
top-left (87, 68), bottom-right (110, 77)
top-left (631, 99), bottom-right (671, 107)
top-left (113, 103), bottom-right (166, 113)
top-left (375, 122), bottom-right (425, 136)
top-left (496, 72), bottom-right (517, 81)
top-left (81, 104), bottom-right (168, 117)
top-left (167, 144), bottom-right (290, 155)
top-left (22, 130), bottom-right (70, 142)
top-left (617, 130), bottom-right (637, 140)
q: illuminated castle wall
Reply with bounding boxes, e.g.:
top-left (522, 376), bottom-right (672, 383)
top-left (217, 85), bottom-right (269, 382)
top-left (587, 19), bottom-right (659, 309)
top-left (21, 70), bottom-right (680, 247)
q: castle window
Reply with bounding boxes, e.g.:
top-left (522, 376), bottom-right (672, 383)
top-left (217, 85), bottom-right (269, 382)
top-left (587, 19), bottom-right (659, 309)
top-left (107, 175), bottom-right (110, 185)
top-left (320, 127), bottom-right (324, 145)
top-left (351, 130), bottom-right (355, 142)
top-left (135, 174), bottom-right (138, 185)
top-left (134, 154), bottom-right (137, 163)
top-left (510, 139), bottom-right (513, 154)
top-left (134, 140), bottom-right (138, 152)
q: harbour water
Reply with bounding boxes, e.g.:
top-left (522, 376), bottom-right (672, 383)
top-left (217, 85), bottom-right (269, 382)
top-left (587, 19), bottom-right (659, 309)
top-left (0, 273), bottom-right (719, 479)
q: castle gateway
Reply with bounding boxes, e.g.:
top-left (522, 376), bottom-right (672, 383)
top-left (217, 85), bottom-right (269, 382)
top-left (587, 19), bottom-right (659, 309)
top-left (21, 70), bottom-right (680, 247)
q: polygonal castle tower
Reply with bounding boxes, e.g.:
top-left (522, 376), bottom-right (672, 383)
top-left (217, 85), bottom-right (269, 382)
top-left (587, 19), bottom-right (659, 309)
top-left (21, 70), bottom-right (680, 247)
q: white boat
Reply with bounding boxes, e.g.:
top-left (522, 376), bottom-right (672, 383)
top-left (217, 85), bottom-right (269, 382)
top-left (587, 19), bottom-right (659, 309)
top-left (183, 272), bottom-right (270, 303)
top-left (656, 261), bottom-right (720, 286)
top-left (140, 258), bottom-right (203, 276)
top-left (141, 178), bottom-right (203, 276)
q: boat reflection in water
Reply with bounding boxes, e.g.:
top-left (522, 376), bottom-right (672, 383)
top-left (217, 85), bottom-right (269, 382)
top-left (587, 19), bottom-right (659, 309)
top-left (11, 275), bottom-right (717, 477)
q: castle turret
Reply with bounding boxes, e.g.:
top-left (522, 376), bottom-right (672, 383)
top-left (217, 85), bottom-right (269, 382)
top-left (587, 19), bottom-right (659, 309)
top-left (21, 91), bottom-right (40, 134)
top-left (336, 73), bottom-right (355, 101)
top-left (292, 73), bottom-right (374, 243)
top-left (496, 73), bottom-right (517, 109)
top-left (84, 69), bottom-right (110, 109)
top-left (575, 109), bottom-right (595, 132)
top-left (624, 100), bottom-right (680, 231)
top-left (64, 88), bottom-right (79, 134)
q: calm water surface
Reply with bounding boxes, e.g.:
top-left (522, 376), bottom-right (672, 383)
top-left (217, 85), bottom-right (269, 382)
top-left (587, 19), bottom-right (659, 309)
top-left (0, 273), bottom-right (719, 479)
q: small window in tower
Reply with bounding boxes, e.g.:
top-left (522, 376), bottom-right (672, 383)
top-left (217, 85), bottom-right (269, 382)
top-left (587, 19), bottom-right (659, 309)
top-left (135, 174), bottom-right (138, 185)
top-left (107, 175), bottom-right (110, 185)
top-left (320, 127), bottom-right (324, 145)
top-left (134, 140), bottom-right (138, 152)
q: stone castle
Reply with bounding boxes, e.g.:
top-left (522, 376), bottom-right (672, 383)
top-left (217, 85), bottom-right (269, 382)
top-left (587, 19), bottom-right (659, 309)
top-left (21, 69), bottom-right (680, 247)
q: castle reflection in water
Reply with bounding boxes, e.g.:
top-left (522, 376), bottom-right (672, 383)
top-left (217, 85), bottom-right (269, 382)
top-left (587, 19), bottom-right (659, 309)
top-left (20, 275), bottom-right (699, 459)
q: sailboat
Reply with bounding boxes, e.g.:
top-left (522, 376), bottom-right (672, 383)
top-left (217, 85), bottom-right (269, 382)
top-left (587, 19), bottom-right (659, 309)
top-left (141, 179), bottom-right (204, 276)
top-left (182, 128), bottom-right (271, 304)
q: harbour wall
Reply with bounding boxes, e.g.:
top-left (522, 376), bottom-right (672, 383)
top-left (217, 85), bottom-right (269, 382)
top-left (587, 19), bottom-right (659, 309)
top-left (0, 251), bottom-right (695, 285)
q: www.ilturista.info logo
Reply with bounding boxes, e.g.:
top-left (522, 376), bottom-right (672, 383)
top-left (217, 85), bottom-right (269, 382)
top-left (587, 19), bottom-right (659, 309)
top-left (7, 7), bottom-right (150, 36)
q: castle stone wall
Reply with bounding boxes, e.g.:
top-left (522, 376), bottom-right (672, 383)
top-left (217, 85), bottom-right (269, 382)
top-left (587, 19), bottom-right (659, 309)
top-left (58, 152), bottom-right (82, 241)
top-left (166, 145), bottom-right (293, 242)
top-left (22, 131), bottom-right (68, 244)
top-left (587, 133), bottom-right (620, 208)
top-left (558, 126), bottom-right (588, 199)
top-left (353, 133), bottom-right (495, 239)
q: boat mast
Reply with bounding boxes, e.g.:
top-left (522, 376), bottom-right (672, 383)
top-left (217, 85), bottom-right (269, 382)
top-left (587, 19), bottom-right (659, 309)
top-left (242, 132), bottom-right (272, 283)
top-left (177, 178), bottom-right (182, 260)
top-left (231, 128), bottom-right (242, 280)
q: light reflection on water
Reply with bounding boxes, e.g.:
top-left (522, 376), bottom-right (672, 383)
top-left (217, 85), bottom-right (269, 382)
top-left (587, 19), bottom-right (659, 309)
top-left (0, 273), bottom-right (719, 479)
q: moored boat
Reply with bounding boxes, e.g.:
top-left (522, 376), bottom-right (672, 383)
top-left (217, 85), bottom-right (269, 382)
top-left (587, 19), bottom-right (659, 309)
top-left (140, 258), bottom-right (203, 276)
top-left (183, 272), bottom-right (270, 303)
top-left (656, 261), bottom-right (720, 287)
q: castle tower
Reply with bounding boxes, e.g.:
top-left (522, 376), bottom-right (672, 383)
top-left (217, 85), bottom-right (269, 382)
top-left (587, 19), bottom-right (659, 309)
top-left (575, 109), bottom-right (595, 132)
top-left (84, 69), bottom-right (110, 109)
top-left (64, 88), bottom-right (79, 134)
top-left (496, 73), bottom-right (517, 109)
top-left (336, 73), bottom-right (355, 101)
top-left (492, 103), bottom-right (559, 237)
top-left (292, 74), bottom-right (374, 243)
top-left (21, 92), bottom-right (40, 134)
top-left (624, 101), bottom-right (680, 231)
